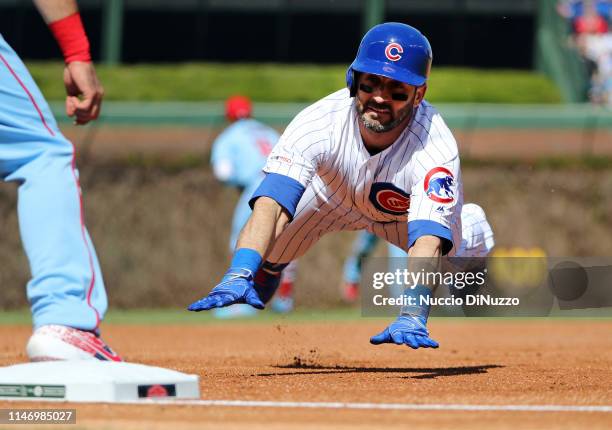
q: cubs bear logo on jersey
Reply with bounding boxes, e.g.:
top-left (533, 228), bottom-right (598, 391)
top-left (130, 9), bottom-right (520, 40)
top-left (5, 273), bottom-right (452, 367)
top-left (424, 167), bottom-right (455, 203)
top-left (369, 183), bottom-right (410, 215)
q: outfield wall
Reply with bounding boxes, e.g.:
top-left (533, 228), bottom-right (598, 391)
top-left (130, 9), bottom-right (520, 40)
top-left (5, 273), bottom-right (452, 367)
top-left (50, 102), bottom-right (612, 129)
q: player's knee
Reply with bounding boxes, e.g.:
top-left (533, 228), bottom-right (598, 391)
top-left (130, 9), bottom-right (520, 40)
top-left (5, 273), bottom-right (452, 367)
top-left (462, 203), bottom-right (486, 219)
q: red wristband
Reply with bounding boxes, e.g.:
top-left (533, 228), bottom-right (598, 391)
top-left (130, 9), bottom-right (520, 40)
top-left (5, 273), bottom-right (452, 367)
top-left (48, 12), bottom-right (91, 64)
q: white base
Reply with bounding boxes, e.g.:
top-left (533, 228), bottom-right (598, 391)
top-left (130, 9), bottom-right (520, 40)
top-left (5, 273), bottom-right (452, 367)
top-left (0, 361), bottom-right (200, 402)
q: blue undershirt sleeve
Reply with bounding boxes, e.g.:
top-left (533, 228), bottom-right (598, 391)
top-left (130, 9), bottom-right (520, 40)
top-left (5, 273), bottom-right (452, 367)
top-left (408, 219), bottom-right (454, 255)
top-left (249, 173), bottom-right (306, 219)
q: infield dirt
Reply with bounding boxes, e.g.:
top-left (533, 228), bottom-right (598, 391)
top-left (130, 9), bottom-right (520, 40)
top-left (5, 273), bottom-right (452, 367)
top-left (0, 319), bottom-right (611, 429)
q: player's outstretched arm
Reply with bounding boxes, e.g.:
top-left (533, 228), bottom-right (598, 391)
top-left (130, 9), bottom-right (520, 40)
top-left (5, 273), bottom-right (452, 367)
top-left (34, 0), bottom-right (104, 125)
top-left (188, 197), bottom-right (290, 312)
top-left (370, 235), bottom-right (441, 349)
top-left (235, 197), bottom-right (290, 259)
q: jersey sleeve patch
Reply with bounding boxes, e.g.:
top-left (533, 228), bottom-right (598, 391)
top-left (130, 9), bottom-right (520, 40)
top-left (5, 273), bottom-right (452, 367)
top-left (249, 173), bottom-right (306, 219)
top-left (408, 219), bottom-right (453, 255)
top-left (423, 166), bottom-right (455, 204)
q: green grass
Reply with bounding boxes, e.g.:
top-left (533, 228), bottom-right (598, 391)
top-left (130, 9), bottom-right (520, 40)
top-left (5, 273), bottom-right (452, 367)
top-left (0, 310), bottom-right (32, 325)
top-left (2, 308), bottom-right (608, 326)
top-left (105, 308), bottom-right (363, 324)
top-left (428, 68), bottom-right (562, 104)
top-left (26, 62), bottom-right (562, 104)
top-left (0, 308), bottom-right (363, 325)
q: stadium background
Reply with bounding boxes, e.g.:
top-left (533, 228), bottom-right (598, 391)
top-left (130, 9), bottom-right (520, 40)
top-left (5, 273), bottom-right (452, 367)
top-left (0, 0), bottom-right (610, 309)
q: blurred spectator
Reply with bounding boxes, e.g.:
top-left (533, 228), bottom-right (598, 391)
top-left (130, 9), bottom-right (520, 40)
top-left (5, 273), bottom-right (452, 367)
top-left (557, 0), bottom-right (611, 27)
top-left (558, 0), bottom-right (612, 105)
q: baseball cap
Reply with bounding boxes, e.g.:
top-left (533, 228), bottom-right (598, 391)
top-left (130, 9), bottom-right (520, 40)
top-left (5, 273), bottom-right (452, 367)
top-left (225, 95), bottom-right (252, 121)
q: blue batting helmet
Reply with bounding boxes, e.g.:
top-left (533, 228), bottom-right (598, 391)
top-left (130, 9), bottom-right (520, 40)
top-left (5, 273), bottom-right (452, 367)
top-left (346, 22), bottom-right (432, 96)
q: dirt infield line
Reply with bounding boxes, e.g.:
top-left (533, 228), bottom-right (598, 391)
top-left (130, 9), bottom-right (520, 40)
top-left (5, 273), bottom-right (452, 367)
top-left (117, 399), bottom-right (612, 413)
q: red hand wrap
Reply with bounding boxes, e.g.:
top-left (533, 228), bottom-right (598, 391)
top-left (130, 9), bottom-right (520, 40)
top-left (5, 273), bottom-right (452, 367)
top-left (48, 12), bottom-right (91, 64)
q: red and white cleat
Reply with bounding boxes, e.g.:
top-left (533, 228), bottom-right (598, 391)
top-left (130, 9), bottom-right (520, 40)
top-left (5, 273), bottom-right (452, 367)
top-left (26, 325), bottom-right (122, 362)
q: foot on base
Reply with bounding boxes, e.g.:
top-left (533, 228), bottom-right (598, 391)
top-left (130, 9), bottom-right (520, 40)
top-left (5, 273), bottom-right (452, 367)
top-left (26, 325), bottom-right (122, 362)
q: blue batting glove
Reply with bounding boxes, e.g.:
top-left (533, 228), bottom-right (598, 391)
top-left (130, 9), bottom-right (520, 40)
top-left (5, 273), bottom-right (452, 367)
top-left (188, 268), bottom-right (265, 311)
top-left (370, 315), bottom-right (439, 349)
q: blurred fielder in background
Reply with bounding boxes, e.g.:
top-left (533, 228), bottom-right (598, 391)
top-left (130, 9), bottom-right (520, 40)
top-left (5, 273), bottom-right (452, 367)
top-left (341, 203), bottom-right (495, 302)
top-left (1, 0), bottom-right (120, 361)
top-left (189, 22), bottom-right (465, 349)
top-left (210, 96), bottom-right (296, 318)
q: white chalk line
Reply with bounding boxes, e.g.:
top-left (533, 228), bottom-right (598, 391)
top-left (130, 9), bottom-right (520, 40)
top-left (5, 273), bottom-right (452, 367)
top-left (125, 399), bottom-right (612, 413)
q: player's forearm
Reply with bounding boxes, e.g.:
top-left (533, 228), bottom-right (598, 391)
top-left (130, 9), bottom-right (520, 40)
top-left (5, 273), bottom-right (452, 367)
top-left (236, 197), bottom-right (290, 259)
top-left (408, 235), bottom-right (442, 258)
top-left (407, 235), bottom-right (442, 289)
top-left (33, 0), bottom-right (78, 23)
top-left (400, 235), bottom-right (442, 319)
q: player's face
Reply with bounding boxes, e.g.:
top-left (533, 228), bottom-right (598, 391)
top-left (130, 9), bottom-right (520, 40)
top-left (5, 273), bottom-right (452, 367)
top-left (355, 73), bottom-right (425, 133)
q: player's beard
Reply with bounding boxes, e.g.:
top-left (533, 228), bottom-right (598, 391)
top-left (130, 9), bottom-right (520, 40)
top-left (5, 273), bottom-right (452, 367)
top-left (356, 98), bottom-right (414, 133)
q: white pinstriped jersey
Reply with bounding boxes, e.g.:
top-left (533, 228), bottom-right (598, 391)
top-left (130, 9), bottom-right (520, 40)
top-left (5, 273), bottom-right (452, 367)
top-left (262, 88), bottom-right (464, 264)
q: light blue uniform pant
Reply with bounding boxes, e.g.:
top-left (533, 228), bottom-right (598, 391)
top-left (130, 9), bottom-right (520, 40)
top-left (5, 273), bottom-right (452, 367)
top-left (0, 35), bottom-right (106, 330)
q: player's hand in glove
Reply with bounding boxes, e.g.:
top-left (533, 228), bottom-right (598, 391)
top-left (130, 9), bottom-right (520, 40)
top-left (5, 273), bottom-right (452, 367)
top-left (370, 315), bottom-right (439, 349)
top-left (188, 248), bottom-right (265, 311)
top-left (187, 268), bottom-right (265, 311)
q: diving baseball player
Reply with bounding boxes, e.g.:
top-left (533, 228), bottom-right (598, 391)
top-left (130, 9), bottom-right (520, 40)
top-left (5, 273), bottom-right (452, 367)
top-left (341, 203), bottom-right (495, 302)
top-left (210, 95), bottom-right (295, 317)
top-left (1, 0), bottom-right (120, 361)
top-left (189, 22), bottom-right (461, 349)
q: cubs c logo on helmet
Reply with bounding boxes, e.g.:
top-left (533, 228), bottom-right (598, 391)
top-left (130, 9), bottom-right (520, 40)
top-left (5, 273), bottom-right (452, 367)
top-left (424, 167), bottom-right (455, 204)
top-left (384, 42), bottom-right (403, 62)
top-left (369, 183), bottom-right (410, 216)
